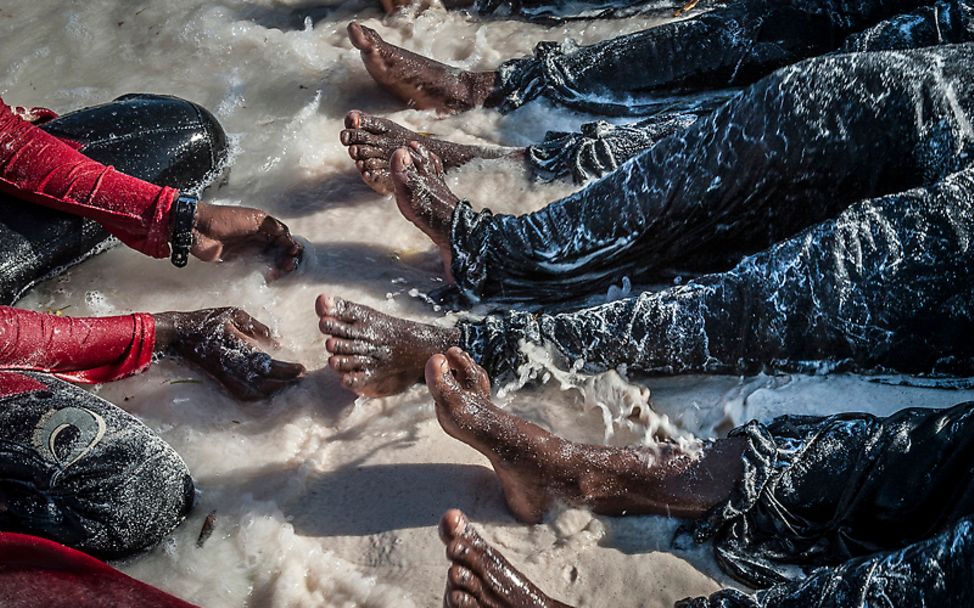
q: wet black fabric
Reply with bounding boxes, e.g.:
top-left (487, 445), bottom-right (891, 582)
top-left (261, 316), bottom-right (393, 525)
top-left (0, 373), bottom-right (194, 559)
top-left (676, 402), bottom-right (974, 607)
top-left (0, 94), bottom-right (230, 306)
top-left (493, 0), bottom-right (974, 115)
top-left (447, 45), bottom-right (974, 308)
top-left (471, 0), bottom-right (718, 22)
top-left (512, 0), bottom-right (974, 181)
top-left (458, 161), bottom-right (974, 381)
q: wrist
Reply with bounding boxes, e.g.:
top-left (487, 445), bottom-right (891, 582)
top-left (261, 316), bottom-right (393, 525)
top-left (152, 312), bottom-right (181, 353)
top-left (170, 194), bottom-right (199, 267)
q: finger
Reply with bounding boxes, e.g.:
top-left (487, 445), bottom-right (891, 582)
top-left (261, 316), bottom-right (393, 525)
top-left (268, 359), bottom-right (306, 380)
top-left (191, 233), bottom-right (224, 263)
top-left (231, 309), bottom-right (274, 343)
top-left (430, 151), bottom-right (445, 177)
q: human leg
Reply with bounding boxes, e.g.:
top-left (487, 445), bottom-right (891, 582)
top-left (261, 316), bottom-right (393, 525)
top-left (457, 165), bottom-right (974, 380)
top-left (445, 47), bottom-right (974, 304)
top-left (0, 372), bottom-right (194, 559)
top-left (0, 94), bottom-right (230, 305)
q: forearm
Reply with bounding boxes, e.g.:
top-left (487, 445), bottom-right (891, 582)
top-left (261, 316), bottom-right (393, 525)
top-left (0, 99), bottom-right (177, 258)
top-left (0, 306), bottom-right (155, 383)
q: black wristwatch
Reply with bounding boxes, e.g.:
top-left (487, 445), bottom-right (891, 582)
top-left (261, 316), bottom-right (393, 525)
top-left (170, 194), bottom-right (198, 268)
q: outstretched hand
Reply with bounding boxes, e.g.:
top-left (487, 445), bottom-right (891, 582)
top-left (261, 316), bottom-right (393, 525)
top-left (154, 308), bottom-right (305, 401)
top-left (191, 202), bottom-right (303, 277)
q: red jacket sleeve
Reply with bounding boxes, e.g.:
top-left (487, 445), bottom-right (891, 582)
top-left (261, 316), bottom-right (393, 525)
top-left (0, 306), bottom-right (155, 384)
top-left (0, 98), bottom-right (177, 258)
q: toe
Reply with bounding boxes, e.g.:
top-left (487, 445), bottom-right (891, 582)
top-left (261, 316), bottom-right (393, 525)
top-left (319, 317), bottom-right (364, 340)
top-left (446, 347), bottom-right (491, 395)
top-left (439, 508), bottom-right (468, 543)
top-left (344, 110), bottom-right (363, 129)
top-left (326, 337), bottom-right (377, 356)
top-left (446, 590), bottom-right (479, 608)
top-left (426, 353), bottom-right (461, 399)
top-left (347, 22), bottom-right (373, 51)
top-left (448, 565), bottom-right (483, 597)
top-left (315, 294), bottom-right (334, 318)
top-left (358, 113), bottom-right (391, 134)
top-left (329, 354), bottom-right (373, 372)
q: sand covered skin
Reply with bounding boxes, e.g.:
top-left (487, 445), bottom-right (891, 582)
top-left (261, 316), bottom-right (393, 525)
top-left (3, 1), bottom-right (974, 606)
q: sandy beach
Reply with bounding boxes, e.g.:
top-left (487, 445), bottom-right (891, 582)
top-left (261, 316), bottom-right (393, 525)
top-left (3, 1), bottom-right (973, 606)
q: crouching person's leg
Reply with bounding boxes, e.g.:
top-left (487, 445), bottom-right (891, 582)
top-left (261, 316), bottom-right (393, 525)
top-left (0, 372), bottom-right (194, 559)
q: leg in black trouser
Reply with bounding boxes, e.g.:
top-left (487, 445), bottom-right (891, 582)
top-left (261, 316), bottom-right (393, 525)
top-left (678, 401), bottom-right (974, 607)
top-left (492, 0), bottom-right (974, 114)
top-left (458, 163), bottom-right (974, 380)
top-left (449, 45), bottom-right (974, 305)
top-left (0, 94), bottom-right (230, 305)
top-left (0, 372), bottom-right (194, 559)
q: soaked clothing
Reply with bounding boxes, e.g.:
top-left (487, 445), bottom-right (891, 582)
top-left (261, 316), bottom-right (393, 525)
top-left (0, 307), bottom-right (192, 559)
top-left (458, 160), bottom-right (974, 381)
top-left (471, 0), bottom-right (717, 22)
top-left (513, 0), bottom-right (974, 181)
top-left (446, 45), bottom-right (974, 308)
top-left (0, 94), bottom-right (229, 305)
top-left (677, 402), bottom-right (974, 607)
top-left (0, 373), bottom-right (194, 560)
top-left (0, 532), bottom-right (200, 607)
top-left (492, 0), bottom-right (974, 115)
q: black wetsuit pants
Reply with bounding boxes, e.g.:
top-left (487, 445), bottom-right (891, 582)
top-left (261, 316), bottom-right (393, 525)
top-left (0, 93), bottom-right (229, 305)
top-left (0, 95), bottom-right (229, 558)
top-left (679, 401), bottom-right (974, 607)
top-left (516, 0), bottom-right (974, 181)
top-left (0, 374), bottom-right (194, 559)
top-left (456, 46), bottom-right (974, 379)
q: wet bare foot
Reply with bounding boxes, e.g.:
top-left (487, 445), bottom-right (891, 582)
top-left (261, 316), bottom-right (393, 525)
top-left (341, 110), bottom-right (520, 194)
top-left (390, 142), bottom-right (459, 279)
top-left (317, 295), bottom-right (461, 397)
top-left (440, 509), bottom-right (573, 608)
top-left (426, 348), bottom-right (573, 524)
top-left (348, 22), bottom-right (498, 114)
top-left (427, 348), bottom-right (740, 522)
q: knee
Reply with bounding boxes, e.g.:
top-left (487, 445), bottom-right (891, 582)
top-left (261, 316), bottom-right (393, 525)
top-left (113, 93), bottom-right (231, 193)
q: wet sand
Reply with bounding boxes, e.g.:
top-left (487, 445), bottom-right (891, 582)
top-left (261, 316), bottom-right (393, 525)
top-left (3, 1), bottom-right (973, 606)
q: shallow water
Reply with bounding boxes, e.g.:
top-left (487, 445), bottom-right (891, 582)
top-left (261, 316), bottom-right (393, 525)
top-left (3, 1), bottom-right (974, 606)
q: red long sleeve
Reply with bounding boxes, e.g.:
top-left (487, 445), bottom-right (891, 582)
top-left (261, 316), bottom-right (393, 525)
top-left (0, 98), bottom-right (177, 258)
top-left (0, 306), bottom-right (155, 385)
top-left (0, 533), bottom-right (201, 608)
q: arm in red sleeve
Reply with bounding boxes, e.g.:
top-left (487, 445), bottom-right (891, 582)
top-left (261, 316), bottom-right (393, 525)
top-left (0, 306), bottom-right (155, 384)
top-left (0, 98), bottom-right (176, 258)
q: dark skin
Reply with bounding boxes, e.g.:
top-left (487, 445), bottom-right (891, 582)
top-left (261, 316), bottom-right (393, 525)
top-left (377, 0), bottom-right (474, 15)
top-left (440, 509), bottom-right (571, 608)
top-left (154, 308), bottom-right (305, 401)
top-left (428, 348), bottom-right (744, 523)
top-left (341, 110), bottom-right (521, 194)
top-left (316, 294), bottom-right (460, 397)
top-left (189, 201), bottom-right (304, 278)
top-left (348, 23), bottom-right (498, 114)
top-left (429, 348), bottom-right (744, 608)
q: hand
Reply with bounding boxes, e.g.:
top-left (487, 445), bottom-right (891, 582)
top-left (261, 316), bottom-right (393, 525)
top-left (191, 202), bottom-right (303, 277)
top-left (154, 308), bottom-right (305, 401)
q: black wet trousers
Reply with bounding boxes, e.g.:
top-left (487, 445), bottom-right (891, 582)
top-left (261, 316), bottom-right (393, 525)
top-left (678, 401), bottom-right (974, 607)
top-left (0, 373), bottom-right (194, 559)
top-left (470, 0), bottom-right (718, 22)
top-left (517, 0), bottom-right (974, 182)
top-left (457, 47), bottom-right (974, 379)
top-left (0, 94), bottom-right (230, 306)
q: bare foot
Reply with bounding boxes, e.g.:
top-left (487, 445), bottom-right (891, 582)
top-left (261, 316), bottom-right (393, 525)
top-left (426, 348), bottom-right (741, 522)
top-left (348, 22), bottom-right (498, 114)
top-left (439, 509), bottom-right (573, 608)
top-left (390, 142), bottom-right (458, 279)
top-left (341, 110), bottom-right (520, 194)
top-left (317, 295), bottom-right (461, 397)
